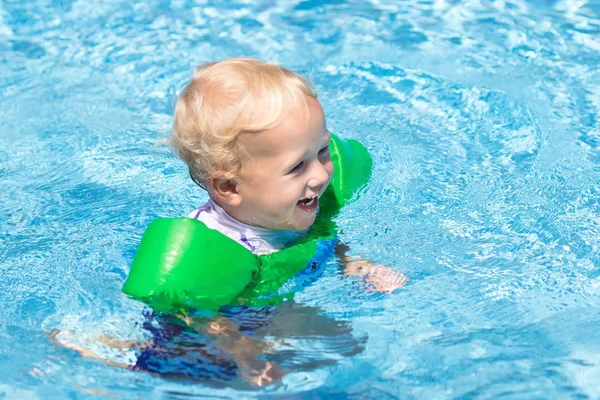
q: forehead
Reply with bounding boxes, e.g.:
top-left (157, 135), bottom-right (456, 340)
top-left (241, 96), bottom-right (327, 160)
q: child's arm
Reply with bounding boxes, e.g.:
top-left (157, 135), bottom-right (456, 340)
top-left (335, 243), bottom-right (408, 293)
top-left (182, 315), bottom-right (284, 387)
top-left (48, 317), bottom-right (284, 388)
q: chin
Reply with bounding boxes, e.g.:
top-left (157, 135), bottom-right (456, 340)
top-left (294, 217), bottom-right (317, 231)
top-left (275, 212), bottom-right (317, 231)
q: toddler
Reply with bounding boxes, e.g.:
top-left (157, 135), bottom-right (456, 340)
top-left (174, 58), bottom-right (406, 291)
top-left (51, 58), bottom-right (407, 388)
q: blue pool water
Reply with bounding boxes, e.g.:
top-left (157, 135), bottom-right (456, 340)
top-left (1, 0), bottom-right (600, 397)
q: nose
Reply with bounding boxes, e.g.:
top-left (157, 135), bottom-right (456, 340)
top-left (307, 161), bottom-right (331, 191)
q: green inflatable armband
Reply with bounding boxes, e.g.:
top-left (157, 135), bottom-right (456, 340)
top-left (122, 134), bottom-right (372, 313)
top-left (326, 134), bottom-right (373, 210)
top-left (123, 218), bottom-right (258, 312)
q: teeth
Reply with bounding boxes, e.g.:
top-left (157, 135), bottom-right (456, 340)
top-left (299, 195), bottom-right (317, 206)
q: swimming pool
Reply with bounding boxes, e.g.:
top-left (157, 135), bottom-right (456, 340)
top-left (2, 0), bottom-right (600, 397)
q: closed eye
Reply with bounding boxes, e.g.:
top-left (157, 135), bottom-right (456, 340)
top-left (288, 160), bottom-right (305, 174)
top-left (318, 145), bottom-right (330, 156)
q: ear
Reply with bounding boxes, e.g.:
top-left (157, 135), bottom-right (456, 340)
top-left (208, 171), bottom-right (242, 207)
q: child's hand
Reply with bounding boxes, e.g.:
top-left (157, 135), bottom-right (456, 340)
top-left (237, 356), bottom-right (285, 388)
top-left (199, 317), bottom-right (285, 388)
top-left (344, 258), bottom-right (408, 293)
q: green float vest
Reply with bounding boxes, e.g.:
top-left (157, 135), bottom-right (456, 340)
top-left (122, 134), bottom-right (372, 313)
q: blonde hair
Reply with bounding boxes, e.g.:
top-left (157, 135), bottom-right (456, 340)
top-left (170, 57), bottom-right (317, 188)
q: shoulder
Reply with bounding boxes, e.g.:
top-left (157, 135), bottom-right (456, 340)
top-left (187, 201), bottom-right (213, 220)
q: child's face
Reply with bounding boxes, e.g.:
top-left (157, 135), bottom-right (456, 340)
top-left (233, 96), bottom-right (333, 230)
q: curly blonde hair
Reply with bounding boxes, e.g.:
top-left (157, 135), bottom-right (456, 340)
top-left (170, 57), bottom-right (317, 188)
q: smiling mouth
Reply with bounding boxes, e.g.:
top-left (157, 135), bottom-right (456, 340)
top-left (298, 195), bottom-right (317, 206)
top-left (297, 195), bottom-right (319, 211)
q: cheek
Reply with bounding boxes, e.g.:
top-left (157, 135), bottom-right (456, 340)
top-left (257, 180), bottom-right (296, 208)
top-left (279, 182), bottom-right (304, 206)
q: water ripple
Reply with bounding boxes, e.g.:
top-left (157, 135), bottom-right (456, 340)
top-left (2, 0), bottom-right (600, 398)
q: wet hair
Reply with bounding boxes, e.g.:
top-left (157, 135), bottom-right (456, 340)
top-left (170, 57), bottom-right (317, 189)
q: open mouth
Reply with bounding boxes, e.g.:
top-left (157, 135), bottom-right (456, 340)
top-left (297, 195), bottom-right (319, 212)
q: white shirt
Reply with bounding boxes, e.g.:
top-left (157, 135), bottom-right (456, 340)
top-left (187, 199), bottom-right (306, 255)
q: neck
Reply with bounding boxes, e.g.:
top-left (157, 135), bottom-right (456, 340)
top-left (211, 198), bottom-right (292, 233)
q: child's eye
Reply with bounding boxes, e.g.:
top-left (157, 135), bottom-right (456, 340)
top-left (319, 145), bottom-right (330, 157)
top-left (289, 161), bottom-right (305, 174)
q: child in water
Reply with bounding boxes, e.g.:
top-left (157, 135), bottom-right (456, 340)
top-left (173, 57), bottom-right (406, 287)
top-left (51, 58), bottom-right (407, 387)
